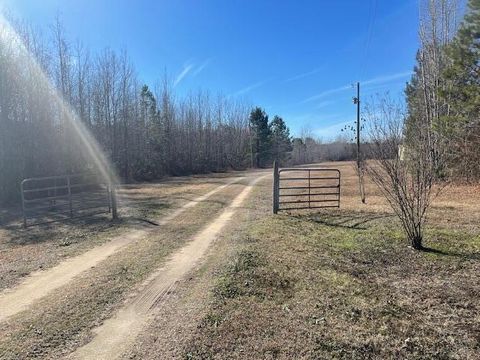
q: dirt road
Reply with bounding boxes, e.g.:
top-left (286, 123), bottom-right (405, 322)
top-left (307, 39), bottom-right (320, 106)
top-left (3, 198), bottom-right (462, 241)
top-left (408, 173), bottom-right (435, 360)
top-left (68, 175), bottom-right (265, 359)
top-left (0, 177), bottom-right (244, 322)
top-left (0, 171), bottom-right (268, 359)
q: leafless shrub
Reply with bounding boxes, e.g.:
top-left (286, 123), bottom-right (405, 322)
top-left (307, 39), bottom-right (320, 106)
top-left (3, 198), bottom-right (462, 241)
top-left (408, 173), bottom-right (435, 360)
top-left (364, 97), bottom-right (445, 250)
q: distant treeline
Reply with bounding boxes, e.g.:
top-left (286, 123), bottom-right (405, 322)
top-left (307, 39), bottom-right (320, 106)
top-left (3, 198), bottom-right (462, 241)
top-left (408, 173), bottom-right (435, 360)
top-left (0, 17), bottom-right (258, 203)
top-left (0, 17), bottom-right (336, 204)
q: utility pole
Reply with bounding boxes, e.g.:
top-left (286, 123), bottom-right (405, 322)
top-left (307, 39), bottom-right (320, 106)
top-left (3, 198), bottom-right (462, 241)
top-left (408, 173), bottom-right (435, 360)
top-left (353, 82), bottom-right (366, 203)
top-left (354, 82), bottom-right (360, 166)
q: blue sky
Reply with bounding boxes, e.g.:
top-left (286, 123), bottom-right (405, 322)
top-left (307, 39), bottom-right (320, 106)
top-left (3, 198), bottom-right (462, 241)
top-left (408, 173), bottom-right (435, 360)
top-left (2, 0), bottom-right (420, 140)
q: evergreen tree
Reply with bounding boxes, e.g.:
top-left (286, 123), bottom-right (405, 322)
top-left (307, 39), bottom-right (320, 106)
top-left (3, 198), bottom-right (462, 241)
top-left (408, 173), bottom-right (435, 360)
top-left (405, 0), bottom-right (465, 179)
top-left (270, 115), bottom-right (292, 164)
top-left (249, 107), bottom-right (271, 168)
top-left (139, 85), bottom-right (160, 179)
top-left (440, 0), bottom-right (480, 179)
top-left (405, 52), bottom-right (425, 144)
top-left (441, 0), bottom-right (480, 127)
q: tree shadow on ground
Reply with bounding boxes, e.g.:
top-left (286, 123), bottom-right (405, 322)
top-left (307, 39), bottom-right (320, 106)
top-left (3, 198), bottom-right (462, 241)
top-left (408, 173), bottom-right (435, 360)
top-left (2, 214), bottom-right (116, 245)
top-left (297, 209), bottom-right (395, 230)
top-left (420, 246), bottom-right (480, 261)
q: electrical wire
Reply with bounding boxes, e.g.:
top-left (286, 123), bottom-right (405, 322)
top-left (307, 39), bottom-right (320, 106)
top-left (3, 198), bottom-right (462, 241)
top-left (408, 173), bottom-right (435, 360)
top-left (358, 0), bottom-right (378, 82)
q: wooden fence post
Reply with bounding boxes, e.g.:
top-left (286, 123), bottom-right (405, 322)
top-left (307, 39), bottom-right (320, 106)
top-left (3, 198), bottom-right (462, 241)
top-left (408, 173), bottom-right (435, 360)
top-left (273, 160), bottom-right (279, 214)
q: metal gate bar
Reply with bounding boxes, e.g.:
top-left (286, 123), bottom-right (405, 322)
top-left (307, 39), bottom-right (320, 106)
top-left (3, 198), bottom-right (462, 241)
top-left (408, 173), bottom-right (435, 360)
top-left (21, 173), bottom-right (117, 228)
top-left (273, 161), bottom-right (340, 213)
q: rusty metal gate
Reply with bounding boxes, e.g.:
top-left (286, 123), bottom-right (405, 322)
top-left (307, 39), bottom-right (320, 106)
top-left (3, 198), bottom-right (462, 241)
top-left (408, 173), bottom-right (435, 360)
top-left (20, 173), bottom-right (117, 227)
top-left (273, 162), bottom-right (341, 213)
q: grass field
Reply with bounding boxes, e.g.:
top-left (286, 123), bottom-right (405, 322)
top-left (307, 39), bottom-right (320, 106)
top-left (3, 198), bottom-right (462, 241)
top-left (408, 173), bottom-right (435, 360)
top-left (0, 163), bottom-right (479, 359)
top-left (175, 162), bottom-right (480, 359)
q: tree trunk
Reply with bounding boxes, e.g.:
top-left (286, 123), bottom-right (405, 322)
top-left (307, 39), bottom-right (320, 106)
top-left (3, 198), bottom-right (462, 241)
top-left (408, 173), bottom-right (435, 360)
top-left (411, 236), bottom-right (423, 250)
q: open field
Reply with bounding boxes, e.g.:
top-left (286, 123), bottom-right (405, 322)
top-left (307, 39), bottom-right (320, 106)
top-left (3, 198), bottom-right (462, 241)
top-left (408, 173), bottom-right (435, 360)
top-left (125, 162), bottom-right (480, 359)
top-left (0, 162), bottom-right (479, 359)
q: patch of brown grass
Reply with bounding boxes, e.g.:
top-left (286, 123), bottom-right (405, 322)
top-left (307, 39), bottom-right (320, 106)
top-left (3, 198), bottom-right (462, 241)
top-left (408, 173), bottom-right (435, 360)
top-left (0, 182), bottom-right (248, 359)
top-left (183, 163), bottom-right (480, 359)
top-left (0, 175), bottom-right (236, 291)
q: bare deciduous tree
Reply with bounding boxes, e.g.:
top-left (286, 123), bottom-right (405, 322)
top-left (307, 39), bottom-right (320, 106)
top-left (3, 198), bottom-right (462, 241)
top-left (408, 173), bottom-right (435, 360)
top-left (0, 16), bottom-right (257, 203)
top-left (365, 97), bottom-right (444, 250)
top-left (407, 0), bottom-right (460, 176)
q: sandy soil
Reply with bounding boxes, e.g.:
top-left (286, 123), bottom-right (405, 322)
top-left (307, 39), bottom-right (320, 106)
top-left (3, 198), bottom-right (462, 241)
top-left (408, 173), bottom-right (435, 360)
top-left (0, 173), bottom-right (240, 292)
top-left (67, 175), bottom-right (266, 359)
top-left (121, 174), bottom-right (271, 360)
top-left (0, 177), bottom-right (243, 322)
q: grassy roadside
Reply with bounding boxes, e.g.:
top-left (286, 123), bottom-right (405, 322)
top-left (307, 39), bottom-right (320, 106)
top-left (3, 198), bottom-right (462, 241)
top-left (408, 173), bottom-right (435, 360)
top-left (0, 181), bottom-right (248, 359)
top-left (184, 179), bottom-right (480, 359)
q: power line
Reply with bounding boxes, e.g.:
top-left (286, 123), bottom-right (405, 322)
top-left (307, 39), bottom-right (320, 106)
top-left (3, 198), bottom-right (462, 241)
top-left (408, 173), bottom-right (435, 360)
top-left (359, 0), bottom-right (378, 81)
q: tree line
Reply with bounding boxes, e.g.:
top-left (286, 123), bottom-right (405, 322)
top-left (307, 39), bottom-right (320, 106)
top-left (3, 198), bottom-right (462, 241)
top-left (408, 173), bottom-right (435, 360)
top-left (405, 0), bottom-right (480, 181)
top-left (0, 17), bottom-right (303, 204)
top-left (360, 0), bottom-right (479, 250)
top-left (249, 110), bottom-right (358, 167)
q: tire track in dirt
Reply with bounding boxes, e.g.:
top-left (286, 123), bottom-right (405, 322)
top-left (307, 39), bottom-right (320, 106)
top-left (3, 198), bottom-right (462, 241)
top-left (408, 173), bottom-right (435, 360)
top-left (66, 175), bottom-right (267, 360)
top-left (0, 176), bottom-right (244, 322)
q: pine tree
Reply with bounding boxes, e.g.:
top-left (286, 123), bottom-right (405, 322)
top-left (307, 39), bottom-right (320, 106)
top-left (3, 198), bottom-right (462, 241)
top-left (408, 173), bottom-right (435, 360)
top-left (270, 115), bottom-right (292, 165)
top-left (441, 0), bottom-right (480, 125)
top-left (440, 0), bottom-right (480, 179)
top-left (249, 107), bottom-right (271, 168)
top-left (139, 85), bottom-right (159, 179)
top-left (405, 53), bottom-right (424, 139)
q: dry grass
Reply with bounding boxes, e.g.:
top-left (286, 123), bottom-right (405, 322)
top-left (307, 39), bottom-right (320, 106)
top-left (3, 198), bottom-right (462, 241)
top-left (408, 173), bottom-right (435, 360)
top-left (0, 180), bottom-right (249, 359)
top-left (0, 173), bottom-right (236, 291)
top-left (181, 162), bottom-right (480, 359)
top-left (1, 163), bottom-right (479, 359)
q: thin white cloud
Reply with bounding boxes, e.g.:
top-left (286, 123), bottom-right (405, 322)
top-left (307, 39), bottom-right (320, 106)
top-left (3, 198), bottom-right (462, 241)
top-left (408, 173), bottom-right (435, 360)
top-left (362, 81), bottom-right (407, 95)
top-left (192, 58), bottom-right (212, 76)
top-left (362, 71), bottom-right (413, 86)
top-left (285, 67), bottom-right (322, 82)
top-left (302, 85), bottom-right (351, 103)
top-left (302, 70), bottom-right (412, 103)
top-left (230, 80), bottom-right (267, 97)
top-left (315, 100), bottom-right (334, 109)
top-left (174, 63), bottom-right (194, 86)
